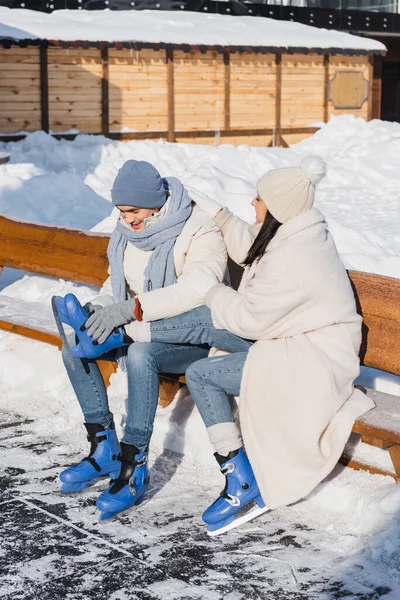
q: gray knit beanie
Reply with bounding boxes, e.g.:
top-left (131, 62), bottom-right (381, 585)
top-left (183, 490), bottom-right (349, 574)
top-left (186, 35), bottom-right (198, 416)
top-left (257, 156), bottom-right (326, 223)
top-left (111, 160), bottom-right (167, 209)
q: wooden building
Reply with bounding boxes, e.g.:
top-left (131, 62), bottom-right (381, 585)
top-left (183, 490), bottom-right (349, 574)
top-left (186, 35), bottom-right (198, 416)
top-left (0, 9), bottom-right (386, 146)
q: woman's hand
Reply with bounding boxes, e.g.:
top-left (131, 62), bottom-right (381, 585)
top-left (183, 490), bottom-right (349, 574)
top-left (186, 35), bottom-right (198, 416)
top-left (186, 186), bottom-right (223, 219)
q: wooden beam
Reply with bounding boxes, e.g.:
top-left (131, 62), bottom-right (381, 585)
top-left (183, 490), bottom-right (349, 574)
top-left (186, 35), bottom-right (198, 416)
top-left (39, 41), bottom-right (49, 133)
top-left (167, 48), bottom-right (175, 143)
top-left (0, 320), bottom-right (61, 348)
top-left (0, 127), bottom-right (321, 144)
top-left (389, 445), bottom-right (400, 478)
top-left (224, 50), bottom-right (230, 131)
top-left (0, 154), bottom-right (10, 165)
top-left (275, 52), bottom-right (282, 147)
top-left (369, 54), bottom-right (382, 121)
top-left (348, 270), bottom-right (400, 377)
top-left (101, 46), bottom-right (109, 136)
top-left (158, 375), bottom-right (182, 409)
top-left (97, 360), bottom-right (118, 388)
top-left (339, 456), bottom-right (398, 481)
top-left (324, 53), bottom-right (330, 123)
top-left (0, 215), bottom-right (109, 287)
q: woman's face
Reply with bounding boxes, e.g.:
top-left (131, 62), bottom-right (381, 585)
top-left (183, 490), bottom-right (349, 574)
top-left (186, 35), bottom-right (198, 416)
top-left (117, 205), bottom-right (160, 232)
top-left (251, 195), bottom-right (268, 224)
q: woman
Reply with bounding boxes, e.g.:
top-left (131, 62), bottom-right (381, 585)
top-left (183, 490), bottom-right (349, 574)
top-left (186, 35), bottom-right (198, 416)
top-left (57, 159), bottom-right (230, 520)
top-left (127, 155), bottom-right (374, 535)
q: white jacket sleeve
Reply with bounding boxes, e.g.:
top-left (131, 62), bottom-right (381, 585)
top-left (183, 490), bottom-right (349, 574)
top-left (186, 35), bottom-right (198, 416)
top-left (91, 273), bottom-right (115, 307)
top-left (215, 209), bottom-right (260, 266)
top-left (187, 188), bottom-right (258, 266)
top-left (137, 224), bottom-right (227, 321)
top-left (205, 251), bottom-right (305, 340)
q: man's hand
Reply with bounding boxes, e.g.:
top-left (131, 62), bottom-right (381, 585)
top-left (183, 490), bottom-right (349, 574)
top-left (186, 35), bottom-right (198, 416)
top-left (84, 299), bottom-right (135, 344)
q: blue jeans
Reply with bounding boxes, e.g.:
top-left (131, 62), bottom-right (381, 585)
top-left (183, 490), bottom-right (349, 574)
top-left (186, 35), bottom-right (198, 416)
top-left (185, 352), bottom-right (248, 428)
top-left (63, 306), bottom-right (252, 451)
top-left (62, 342), bottom-right (209, 452)
top-left (149, 306), bottom-right (252, 431)
top-left (150, 306), bottom-right (252, 354)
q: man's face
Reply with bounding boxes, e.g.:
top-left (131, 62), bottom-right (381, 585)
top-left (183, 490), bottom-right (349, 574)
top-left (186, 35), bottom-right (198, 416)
top-left (117, 205), bottom-right (160, 232)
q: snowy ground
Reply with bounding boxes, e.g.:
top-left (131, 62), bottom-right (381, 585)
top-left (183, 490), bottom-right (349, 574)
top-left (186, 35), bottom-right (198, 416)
top-left (1, 115), bottom-right (400, 599)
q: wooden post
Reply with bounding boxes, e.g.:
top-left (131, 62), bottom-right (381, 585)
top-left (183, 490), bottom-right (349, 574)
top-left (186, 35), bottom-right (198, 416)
top-left (224, 50), bottom-right (230, 131)
top-left (275, 52), bottom-right (282, 147)
top-left (369, 54), bottom-right (383, 121)
top-left (101, 46), bottom-right (109, 136)
top-left (323, 53), bottom-right (330, 123)
top-left (39, 41), bottom-right (49, 133)
top-left (389, 444), bottom-right (400, 478)
top-left (167, 48), bottom-right (175, 143)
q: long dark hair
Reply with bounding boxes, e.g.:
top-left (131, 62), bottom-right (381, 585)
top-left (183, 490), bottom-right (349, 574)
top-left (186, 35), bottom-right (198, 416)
top-left (244, 211), bottom-right (282, 266)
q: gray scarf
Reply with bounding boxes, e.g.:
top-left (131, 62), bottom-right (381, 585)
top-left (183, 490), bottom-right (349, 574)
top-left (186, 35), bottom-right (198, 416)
top-left (108, 175), bottom-right (192, 302)
top-left (107, 177), bottom-right (192, 370)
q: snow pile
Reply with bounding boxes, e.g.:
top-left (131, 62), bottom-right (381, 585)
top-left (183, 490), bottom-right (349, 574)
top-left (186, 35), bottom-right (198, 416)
top-left (2, 116), bottom-right (400, 276)
top-left (0, 7), bottom-right (385, 52)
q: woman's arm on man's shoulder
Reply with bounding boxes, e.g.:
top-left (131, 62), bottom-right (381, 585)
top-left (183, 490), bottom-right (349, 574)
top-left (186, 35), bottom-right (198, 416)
top-left (187, 187), bottom-right (257, 266)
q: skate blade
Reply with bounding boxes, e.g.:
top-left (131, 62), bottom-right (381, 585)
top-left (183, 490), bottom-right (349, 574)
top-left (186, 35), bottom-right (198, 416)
top-left (51, 296), bottom-right (75, 370)
top-left (207, 505), bottom-right (269, 537)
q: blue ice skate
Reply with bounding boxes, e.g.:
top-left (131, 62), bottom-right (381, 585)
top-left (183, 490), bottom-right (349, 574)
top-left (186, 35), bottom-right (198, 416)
top-left (51, 293), bottom-right (129, 365)
top-left (59, 422), bottom-right (121, 493)
top-left (203, 448), bottom-right (269, 536)
top-left (96, 442), bottom-right (149, 520)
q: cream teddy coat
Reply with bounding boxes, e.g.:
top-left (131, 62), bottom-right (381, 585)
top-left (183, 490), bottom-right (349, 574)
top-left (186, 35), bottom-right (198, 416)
top-left (205, 207), bottom-right (374, 510)
top-left (95, 204), bottom-right (227, 337)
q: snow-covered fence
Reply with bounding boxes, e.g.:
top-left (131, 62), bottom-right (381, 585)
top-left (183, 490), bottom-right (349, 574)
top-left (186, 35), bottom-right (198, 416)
top-left (0, 9), bottom-right (386, 146)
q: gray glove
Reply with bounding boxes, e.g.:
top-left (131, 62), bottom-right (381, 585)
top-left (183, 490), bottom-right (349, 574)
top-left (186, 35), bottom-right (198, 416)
top-left (84, 299), bottom-right (135, 344)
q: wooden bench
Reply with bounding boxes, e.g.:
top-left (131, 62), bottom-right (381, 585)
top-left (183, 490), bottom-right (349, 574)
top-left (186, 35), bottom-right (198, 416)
top-left (1, 214), bottom-right (400, 480)
top-left (0, 214), bottom-right (183, 408)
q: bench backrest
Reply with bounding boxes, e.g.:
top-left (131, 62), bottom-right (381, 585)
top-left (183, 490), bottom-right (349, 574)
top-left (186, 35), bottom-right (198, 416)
top-left (349, 270), bottom-right (400, 377)
top-left (1, 215), bottom-right (400, 376)
top-left (0, 215), bottom-right (109, 287)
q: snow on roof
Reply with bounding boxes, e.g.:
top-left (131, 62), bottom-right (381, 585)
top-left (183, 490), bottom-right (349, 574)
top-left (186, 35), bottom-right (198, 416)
top-left (0, 7), bottom-right (386, 53)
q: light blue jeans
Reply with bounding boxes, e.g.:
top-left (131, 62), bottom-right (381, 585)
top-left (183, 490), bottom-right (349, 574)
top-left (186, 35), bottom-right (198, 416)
top-left (150, 306), bottom-right (252, 451)
top-left (63, 306), bottom-right (251, 451)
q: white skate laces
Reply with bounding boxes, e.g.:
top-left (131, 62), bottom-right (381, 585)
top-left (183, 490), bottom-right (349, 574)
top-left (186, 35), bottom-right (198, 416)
top-left (221, 462), bottom-right (235, 475)
top-left (226, 494), bottom-right (240, 507)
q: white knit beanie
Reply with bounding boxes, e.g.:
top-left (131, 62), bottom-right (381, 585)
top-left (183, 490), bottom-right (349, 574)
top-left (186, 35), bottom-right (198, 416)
top-left (256, 156), bottom-right (326, 224)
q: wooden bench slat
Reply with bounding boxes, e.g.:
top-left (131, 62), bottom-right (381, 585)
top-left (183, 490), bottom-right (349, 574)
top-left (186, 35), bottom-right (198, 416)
top-left (0, 319), bottom-right (62, 348)
top-left (349, 270), bottom-right (400, 376)
top-left (353, 389), bottom-right (400, 446)
top-left (0, 215), bottom-right (110, 287)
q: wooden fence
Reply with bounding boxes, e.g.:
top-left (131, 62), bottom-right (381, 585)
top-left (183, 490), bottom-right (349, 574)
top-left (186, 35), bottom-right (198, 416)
top-left (0, 42), bottom-right (382, 146)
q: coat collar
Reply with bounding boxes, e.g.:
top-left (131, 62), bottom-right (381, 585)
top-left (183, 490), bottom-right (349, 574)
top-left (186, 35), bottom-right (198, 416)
top-left (267, 208), bottom-right (326, 252)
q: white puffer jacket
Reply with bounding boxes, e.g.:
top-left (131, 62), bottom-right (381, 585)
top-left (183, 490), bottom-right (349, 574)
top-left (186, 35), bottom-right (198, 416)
top-left (95, 203), bottom-right (227, 337)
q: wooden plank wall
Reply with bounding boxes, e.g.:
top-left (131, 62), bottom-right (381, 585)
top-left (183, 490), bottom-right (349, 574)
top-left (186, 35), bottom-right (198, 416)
top-left (174, 50), bottom-right (224, 138)
top-left (48, 48), bottom-right (102, 133)
top-left (229, 53), bottom-right (275, 146)
top-left (281, 54), bottom-right (325, 146)
top-left (108, 48), bottom-right (168, 133)
top-left (328, 55), bottom-right (370, 120)
top-left (0, 46), bottom-right (376, 145)
top-left (0, 47), bottom-right (41, 134)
